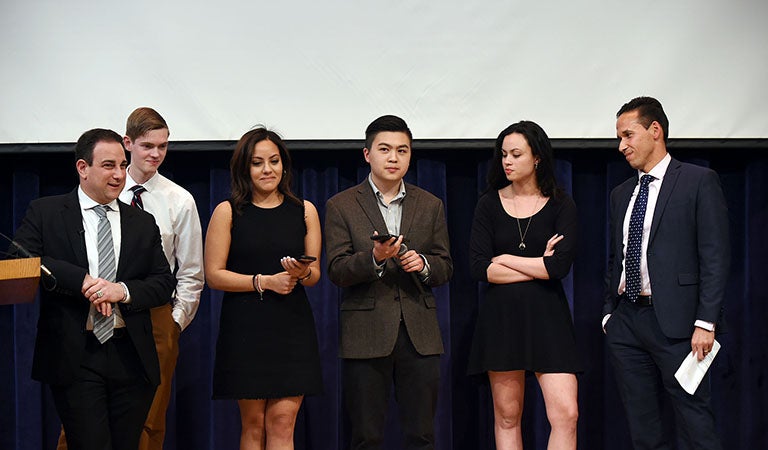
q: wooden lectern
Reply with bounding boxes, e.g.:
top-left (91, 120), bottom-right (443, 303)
top-left (0, 257), bottom-right (40, 305)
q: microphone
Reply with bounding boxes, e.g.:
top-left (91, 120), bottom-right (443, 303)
top-left (398, 243), bottom-right (426, 295)
top-left (0, 231), bottom-right (32, 259)
top-left (0, 231), bottom-right (57, 289)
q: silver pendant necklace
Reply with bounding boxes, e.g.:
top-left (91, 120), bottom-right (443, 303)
top-left (516, 217), bottom-right (532, 250)
top-left (512, 194), bottom-right (541, 251)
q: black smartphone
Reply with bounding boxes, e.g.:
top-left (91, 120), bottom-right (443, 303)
top-left (370, 233), bottom-right (398, 243)
top-left (294, 255), bottom-right (317, 262)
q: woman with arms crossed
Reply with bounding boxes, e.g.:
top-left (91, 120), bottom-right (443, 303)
top-left (205, 128), bottom-right (323, 450)
top-left (468, 121), bottom-right (581, 450)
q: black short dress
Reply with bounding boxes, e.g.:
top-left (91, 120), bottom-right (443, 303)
top-left (467, 191), bottom-right (582, 374)
top-left (212, 200), bottom-right (323, 399)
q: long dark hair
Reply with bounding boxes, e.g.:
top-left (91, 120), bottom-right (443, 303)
top-left (486, 120), bottom-right (559, 198)
top-left (230, 127), bottom-right (301, 215)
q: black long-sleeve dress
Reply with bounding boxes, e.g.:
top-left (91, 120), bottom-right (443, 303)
top-left (467, 191), bottom-right (582, 374)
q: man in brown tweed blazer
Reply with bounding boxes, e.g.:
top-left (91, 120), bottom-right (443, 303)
top-left (325, 115), bottom-right (453, 450)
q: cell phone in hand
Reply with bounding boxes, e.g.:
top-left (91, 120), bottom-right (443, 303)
top-left (294, 255), bottom-right (317, 263)
top-left (370, 233), bottom-right (398, 243)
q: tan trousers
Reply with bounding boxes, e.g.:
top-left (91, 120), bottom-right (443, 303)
top-left (57, 303), bottom-right (180, 450)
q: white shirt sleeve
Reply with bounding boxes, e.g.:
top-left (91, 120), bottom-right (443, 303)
top-left (170, 195), bottom-right (204, 331)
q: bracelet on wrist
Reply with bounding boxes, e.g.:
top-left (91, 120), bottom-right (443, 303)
top-left (256, 274), bottom-right (264, 300)
top-left (298, 268), bottom-right (312, 283)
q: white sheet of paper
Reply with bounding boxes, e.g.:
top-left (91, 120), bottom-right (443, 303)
top-left (674, 339), bottom-right (721, 395)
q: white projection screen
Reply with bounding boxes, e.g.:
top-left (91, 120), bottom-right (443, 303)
top-left (1, 0), bottom-right (766, 143)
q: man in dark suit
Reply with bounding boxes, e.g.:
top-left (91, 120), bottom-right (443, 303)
top-left (603, 97), bottom-right (729, 449)
top-left (325, 115), bottom-right (453, 450)
top-left (13, 128), bottom-right (175, 450)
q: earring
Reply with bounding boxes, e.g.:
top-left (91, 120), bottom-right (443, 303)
top-left (535, 161), bottom-right (539, 170)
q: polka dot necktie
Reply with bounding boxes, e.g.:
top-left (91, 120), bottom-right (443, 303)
top-left (130, 185), bottom-right (147, 210)
top-left (625, 174), bottom-right (654, 302)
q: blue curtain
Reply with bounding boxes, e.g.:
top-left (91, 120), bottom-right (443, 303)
top-left (1, 141), bottom-right (766, 449)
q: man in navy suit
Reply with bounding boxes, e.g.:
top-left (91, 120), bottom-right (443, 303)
top-left (13, 128), bottom-right (175, 450)
top-left (602, 97), bottom-right (729, 449)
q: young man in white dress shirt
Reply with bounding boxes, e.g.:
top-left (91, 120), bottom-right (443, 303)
top-left (57, 107), bottom-right (205, 450)
top-left (121, 107), bottom-right (205, 450)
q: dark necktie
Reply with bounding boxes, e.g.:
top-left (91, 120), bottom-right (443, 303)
top-left (625, 174), bottom-right (654, 302)
top-left (130, 185), bottom-right (147, 210)
top-left (93, 205), bottom-right (116, 343)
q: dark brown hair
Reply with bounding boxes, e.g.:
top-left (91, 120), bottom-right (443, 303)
top-left (230, 127), bottom-right (301, 215)
top-left (486, 120), bottom-right (560, 198)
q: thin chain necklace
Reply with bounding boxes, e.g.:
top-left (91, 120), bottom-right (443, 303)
top-left (512, 194), bottom-right (541, 251)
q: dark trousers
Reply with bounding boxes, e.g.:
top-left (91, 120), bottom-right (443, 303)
top-left (606, 300), bottom-right (722, 450)
top-left (343, 322), bottom-right (441, 450)
top-left (51, 330), bottom-right (156, 450)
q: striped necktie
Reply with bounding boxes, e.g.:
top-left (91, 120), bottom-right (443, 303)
top-left (130, 185), bottom-right (147, 210)
top-left (92, 205), bottom-right (116, 343)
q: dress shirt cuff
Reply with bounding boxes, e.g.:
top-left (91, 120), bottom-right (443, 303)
top-left (602, 314), bottom-right (611, 332)
top-left (118, 281), bottom-right (131, 304)
top-left (172, 305), bottom-right (189, 331)
top-left (694, 320), bottom-right (715, 332)
top-left (373, 252), bottom-right (385, 278)
top-left (417, 254), bottom-right (431, 282)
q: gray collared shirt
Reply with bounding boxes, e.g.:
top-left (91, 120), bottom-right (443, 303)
top-left (368, 173), bottom-right (406, 236)
top-left (367, 174), bottom-right (431, 280)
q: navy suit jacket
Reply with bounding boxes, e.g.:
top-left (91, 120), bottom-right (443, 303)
top-left (603, 158), bottom-right (730, 339)
top-left (13, 189), bottom-right (175, 386)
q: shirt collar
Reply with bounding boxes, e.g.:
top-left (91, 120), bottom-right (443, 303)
top-left (367, 173), bottom-right (406, 203)
top-left (639, 152), bottom-right (671, 181)
top-left (125, 166), bottom-right (159, 192)
top-left (78, 186), bottom-right (120, 212)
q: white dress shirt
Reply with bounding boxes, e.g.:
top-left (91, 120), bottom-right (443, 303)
top-left (618, 153), bottom-right (671, 297)
top-left (120, 169), bottom-right (204, 331)
top-left (78, 187), bottom-right (126, 329)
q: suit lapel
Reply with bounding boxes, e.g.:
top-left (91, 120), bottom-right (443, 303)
top-left (62, 190), bottom-right (88, 268)
top-left (649, 158), bottom-right (681, 243)
top-left (354, 181), bottom-right (389, 233)
top-left (616, 180), bottom-right (635, 245)
top-left (399, 184), bottom-right (419, 238)
top-left (116, 201), bottom-right (135, 278)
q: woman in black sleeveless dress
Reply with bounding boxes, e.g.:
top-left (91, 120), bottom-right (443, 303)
top-left (205, 128), bottom-right (322, 449)
top-left (468, 121), bottom-right (581, 449)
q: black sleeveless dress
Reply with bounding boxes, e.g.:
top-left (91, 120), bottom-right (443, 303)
top-left (212, 200), bottom-right (323, 399)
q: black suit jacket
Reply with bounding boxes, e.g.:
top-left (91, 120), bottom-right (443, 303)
top-left (325, 181), bottom-right (453, 359)
top-left (13, 189), bottom-right (175, 386)
top-left (604, 158), bottom-right (730, 338)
